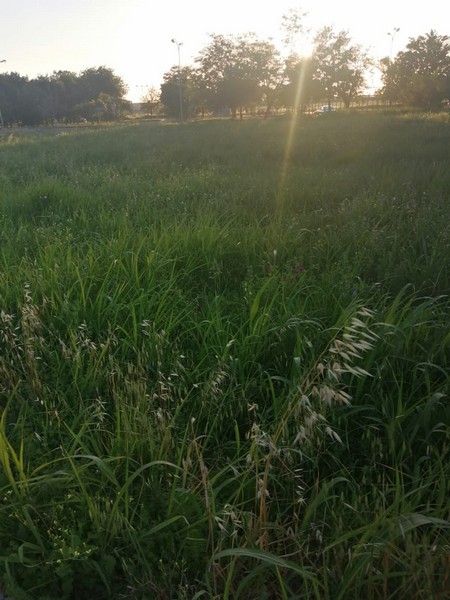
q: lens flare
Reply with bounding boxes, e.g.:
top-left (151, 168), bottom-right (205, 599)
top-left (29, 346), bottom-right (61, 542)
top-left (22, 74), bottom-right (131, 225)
top-left (276, 59), bottom-right (311, 218)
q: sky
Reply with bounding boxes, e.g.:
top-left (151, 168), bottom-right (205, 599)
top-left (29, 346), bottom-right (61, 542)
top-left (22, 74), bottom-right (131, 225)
top-left (1, 1), bottom-right (448, 102)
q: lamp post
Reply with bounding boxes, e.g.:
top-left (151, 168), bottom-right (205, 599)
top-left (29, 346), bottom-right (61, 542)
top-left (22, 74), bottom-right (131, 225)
top-left (387, 28), bottom-right (400, 62)
top-left (0, 59), bottom-right (6, 128)
top-left (171, 38), bottom-right (183, 121)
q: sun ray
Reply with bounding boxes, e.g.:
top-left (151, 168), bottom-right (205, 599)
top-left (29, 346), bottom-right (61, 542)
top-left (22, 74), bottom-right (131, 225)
top-left (276, 57), bottom-right (311, 218)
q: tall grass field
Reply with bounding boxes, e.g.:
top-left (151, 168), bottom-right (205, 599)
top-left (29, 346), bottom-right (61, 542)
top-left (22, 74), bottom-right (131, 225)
top-left (0, 113), bottom-right (449, 599)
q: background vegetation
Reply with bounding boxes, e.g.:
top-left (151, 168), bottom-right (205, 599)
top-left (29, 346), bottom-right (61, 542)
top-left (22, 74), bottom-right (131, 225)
top-left (0, 67), bottom-right (130, 126)
top-left (0, 112), bottom-right (449, 599)
top-left (1, 16), bottom-right (449, 125)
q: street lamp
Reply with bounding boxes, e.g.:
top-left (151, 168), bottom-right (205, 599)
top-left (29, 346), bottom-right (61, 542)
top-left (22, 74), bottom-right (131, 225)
top-left (171, 38), bottom-right (183, 121)
top-left (387, 28), bottom-right (400, 62)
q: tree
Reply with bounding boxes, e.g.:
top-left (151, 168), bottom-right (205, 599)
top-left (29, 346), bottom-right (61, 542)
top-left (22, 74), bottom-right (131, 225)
top-left (248, 37), bottom-right (284, 117)
top-left (312, 27), bottom-right (371, 108)
top-left (160, 66), bottom-right (197, 119)
top-left (17, 79), bottom-right (51, 125)
top-left (260, 8), bottom-right (316, 115)
top-left (281, 7), bottom-right (309, 53)
top-left (195, 33), bottom-right (281, 118)
top-left (0, 72), bottom-right (29, 125)
top-left (56, 67), bottom-right (129, 121)
top-left (276, 54), bottom-right (319, 112)
top-left (380, 30), bottom-right (450, 110)
top-left (50, 70), bottom-right (83, 118)
top-left (140, 86), bottom-right (160, 116)
top-left (0, 67), bottom-right (129, 125)
top-left (78, 66), bottom-right (127, 104)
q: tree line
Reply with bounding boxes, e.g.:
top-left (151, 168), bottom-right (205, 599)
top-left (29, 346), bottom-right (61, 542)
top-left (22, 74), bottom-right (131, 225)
top-left (380, 30), bottom-right (450, 110)
top-left (158, 28), bottom-right (450, 119)
top-left (0, 67), bottom-right (130, 126)
top-left (1, 21), bottom-right (449, 126)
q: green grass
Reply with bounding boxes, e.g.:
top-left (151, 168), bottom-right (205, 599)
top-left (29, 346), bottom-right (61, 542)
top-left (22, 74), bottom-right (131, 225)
top-left (0, 113), bottom-right (449, 599)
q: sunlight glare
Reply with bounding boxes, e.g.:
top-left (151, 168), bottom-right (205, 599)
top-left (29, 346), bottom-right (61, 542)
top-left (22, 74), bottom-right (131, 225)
top-left (298, 41), bottom-right (315, 59)
top-left (276, 59), bottom-right (310, 216)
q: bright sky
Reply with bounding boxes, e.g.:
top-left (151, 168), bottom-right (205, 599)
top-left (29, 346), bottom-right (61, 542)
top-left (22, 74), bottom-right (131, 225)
top-left (1, 1), bottom-right (448, 102)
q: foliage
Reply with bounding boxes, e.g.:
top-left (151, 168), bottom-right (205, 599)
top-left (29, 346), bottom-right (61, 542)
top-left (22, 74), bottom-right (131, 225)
top-left (160, 66), bottom-right (197, 119)
top-left (275, 55), bottom-right (319, 112)
top-left (194, 33), bottom-right (281, 118)
top-left (381, 30), bottom-right (450, 110)
top-left (2, 23), bottom-right (450, 126)
top-left (140, 86), bottom-right (160, 116)
top-left (312, 27), bottom-right (371, 108)
top-left (161, 23), bottom-right (373, 117)
top-left (0, 114), bottom-right (449, 599)
top-left (0, 67), bottom-right (129, 126)
top-left (280, 7), bottom-right (309, 52)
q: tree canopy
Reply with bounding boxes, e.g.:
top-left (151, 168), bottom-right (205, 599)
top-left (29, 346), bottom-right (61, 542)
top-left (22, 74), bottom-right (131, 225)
top-left (158, 22), bottom-right (449, 117)
top-left (158, 27), bottom-right (374, 117)
top-left (312, 27), bottom-right (371, 108)
top-left (0, 67), bottom-right (129, 126)
top-left (160, 65), bottom-right (197, 119)
top-left (381, 30), bottom-right (450, 110)
top-left (194, 33), bottom-right (280, 118)
top-left (1, 22), bottom-right (449, 126)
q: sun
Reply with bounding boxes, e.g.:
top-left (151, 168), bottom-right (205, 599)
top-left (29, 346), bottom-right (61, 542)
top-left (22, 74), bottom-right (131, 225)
top-left (298, 40), bottom-right (315, 59)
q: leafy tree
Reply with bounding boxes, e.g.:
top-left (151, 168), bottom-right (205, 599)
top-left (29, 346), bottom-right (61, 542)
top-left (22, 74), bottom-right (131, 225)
top-left (260, 9), bottom-right (316, 115)
top-left (0, 67), bottom-right (128, 125)
top-left (74, 67), bottom-right (129, 120)
top-left (140, 86), bottom-right (160, 116)
top-left (275, 54), bottom-right (320, 112)
top-left (250, 38), bottom-right (285, 117)
top-left (16, 80), bottom-right (49, 125)
top-left (195, 33), bottom-right (280, 118)
top-left (78, 66), bottom-right (127, 104)
top-left (50, 71), bottom-right (84, 118)
top-left (0, 72), bottom-right (29, 125)
top-left (160, 65), bottom-right (197, 119)
top-left (312, 27), bottom-right (371, 108)
top-left (380, 30), bottom-right (450, 110)
top-left (0, 73), bottom-right (63, 125)
top-left (281, 7), bottom-right (309, 53)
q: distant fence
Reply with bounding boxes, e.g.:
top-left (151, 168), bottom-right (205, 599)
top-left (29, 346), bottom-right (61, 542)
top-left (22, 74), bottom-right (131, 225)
top-left (244, 96), bottom-right (402, 118)
top-left (307, 96), bottom-right (402, 111)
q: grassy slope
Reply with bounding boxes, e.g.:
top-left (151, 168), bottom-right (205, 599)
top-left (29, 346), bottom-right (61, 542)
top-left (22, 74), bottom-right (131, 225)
top-left (0, 114), bottom-right (449, 599)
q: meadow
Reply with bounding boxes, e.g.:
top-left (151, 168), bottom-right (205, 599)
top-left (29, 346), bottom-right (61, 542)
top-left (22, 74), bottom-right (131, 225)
top-left (0, 112), bottom-right (449, 599)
